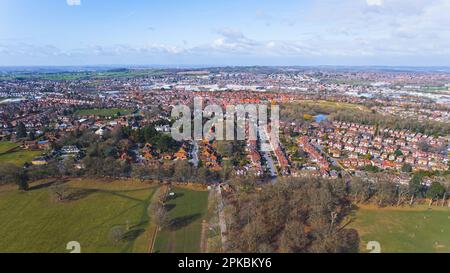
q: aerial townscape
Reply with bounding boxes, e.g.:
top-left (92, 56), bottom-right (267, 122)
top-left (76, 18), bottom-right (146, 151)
top-left (0, 0), bottom-right (450, 257)
top-left (0, 66), bottom-right (449, 253)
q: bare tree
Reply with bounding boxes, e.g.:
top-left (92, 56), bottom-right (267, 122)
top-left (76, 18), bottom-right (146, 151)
top-left (148, 202), bottom-right (170, 230)
top-left (49, 183), bottom-right (70, 202)
top-left (109, 226), bottom-right (126, 244)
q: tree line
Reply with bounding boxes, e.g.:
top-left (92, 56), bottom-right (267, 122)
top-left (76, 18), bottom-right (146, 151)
top-left (349, 173), bottom-right (449, 207)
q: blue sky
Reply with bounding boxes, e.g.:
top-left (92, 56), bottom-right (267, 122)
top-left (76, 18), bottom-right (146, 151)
top-left (1, 0), bottom-right (450, 66)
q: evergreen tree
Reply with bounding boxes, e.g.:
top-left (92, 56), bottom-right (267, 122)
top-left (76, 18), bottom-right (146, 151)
top-left (16, 122), bottom-right (27, 138)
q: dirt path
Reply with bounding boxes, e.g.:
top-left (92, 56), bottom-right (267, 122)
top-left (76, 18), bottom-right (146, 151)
top-left (147, 224), bottom-right (158, 253)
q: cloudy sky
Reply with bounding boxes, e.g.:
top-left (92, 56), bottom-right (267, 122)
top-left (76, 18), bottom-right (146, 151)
top-left (1, 0), bottom-right (450, 66)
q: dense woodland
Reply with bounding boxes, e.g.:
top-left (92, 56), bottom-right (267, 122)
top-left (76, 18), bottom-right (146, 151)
top-left (225, 178), bottom-right (360, 253)
top-left (281, 103), bottom-right (331, 123)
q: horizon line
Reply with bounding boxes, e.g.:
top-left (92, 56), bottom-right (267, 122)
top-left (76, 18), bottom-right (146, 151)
top-left (2, 64), bottom-right (450, 69)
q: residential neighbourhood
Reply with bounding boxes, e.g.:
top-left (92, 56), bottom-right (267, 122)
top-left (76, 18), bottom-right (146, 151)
top-left (1, 0), bottom-right (450, 259)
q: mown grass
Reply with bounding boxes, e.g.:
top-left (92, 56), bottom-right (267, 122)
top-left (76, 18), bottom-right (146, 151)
top-left (350, 205), bottom-right (450, 253)
top-left (153, 188), bottom-right (209, 253)
top-left (0, 142), bottom-right (42, 166)
top-left (75, 108), bottom-right (133, 117)
top-left (0, 179), bottom-right (156, 253)
top-left (0, 142), bottom-right (19, 154)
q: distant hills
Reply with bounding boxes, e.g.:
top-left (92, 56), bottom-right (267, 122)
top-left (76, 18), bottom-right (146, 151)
top-left (1, 65), bottom-right (450, 74)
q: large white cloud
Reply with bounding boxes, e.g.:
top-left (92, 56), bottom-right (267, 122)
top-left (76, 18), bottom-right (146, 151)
top-left (366, 0), bottom-right (384, 6)
top-left (66, 0), bottom-right (81, 6)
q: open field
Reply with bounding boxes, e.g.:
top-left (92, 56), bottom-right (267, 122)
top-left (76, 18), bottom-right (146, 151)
top-left (0, 179), bottom-right (157, 253)
top-left (153, 187), bottom-right (209, 253)
top-left (0, 150), bottom-right (42, 166)
top-left (0, 142), bottom-right (19, 154)
top-left (75, 108), bottom-right (133, 117)
top-left (351, 205), bottom-right (450, 253)
top-left (0, 142), bottom-right (42, 166)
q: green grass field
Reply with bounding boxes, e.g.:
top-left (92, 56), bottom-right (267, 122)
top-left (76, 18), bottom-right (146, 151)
top-left (75, 108), bottom-right (133, 117)
top-left (0, 142), bottom-right (19, 154)
top-left (351, 206), bottom-right (450, 253)
top-left (0, 150), bottom-right (42, 166)
top-left (153, 188), bottom-right (209, 253)
top-left (0, 179), bottom-right (156, 253)
top-left (0, 142), bottom-right (42, 166)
